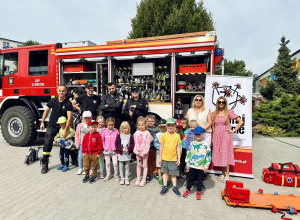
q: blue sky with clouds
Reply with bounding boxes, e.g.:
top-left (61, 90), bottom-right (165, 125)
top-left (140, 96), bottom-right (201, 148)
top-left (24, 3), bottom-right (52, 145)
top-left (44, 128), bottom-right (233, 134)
top-left (1, 0), bottom-right (299, 75)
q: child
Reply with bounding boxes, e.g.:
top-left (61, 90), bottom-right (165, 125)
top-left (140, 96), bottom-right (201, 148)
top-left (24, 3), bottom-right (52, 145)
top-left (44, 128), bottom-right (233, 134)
top-left (116, 121), bottom-right (134, 185)
top-left (75, 111), bottom-right (92, 175)
top-left (176, 120), bottom-right (184, 140)
top-left (55, 116), bottom-right (75, 172)
top-left (146, 114), bottom-right (160, 182)
top-left (185, 120), bottom-right (198, 151)
top-left (82, 120), bottom-right (103, 184)
top-left (154, 119), bottom-right (167, 186)
top-left (133, 116), bottom-right (153, 187)
top-left (183, 126), bottom-right (211, 200)
top-left (180, 118), bottom-right (190, 178)
top-left (96, 116), bottom-right (106, 179)
top-left (159, 118), bottom-right (182, 196)
top-left (101, 117), bottom-right (120, 182)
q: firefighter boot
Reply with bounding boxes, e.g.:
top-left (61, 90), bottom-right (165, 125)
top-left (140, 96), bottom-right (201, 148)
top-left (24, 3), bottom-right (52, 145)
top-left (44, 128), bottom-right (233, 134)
top-left (40, 157), bottom-right (49, 174)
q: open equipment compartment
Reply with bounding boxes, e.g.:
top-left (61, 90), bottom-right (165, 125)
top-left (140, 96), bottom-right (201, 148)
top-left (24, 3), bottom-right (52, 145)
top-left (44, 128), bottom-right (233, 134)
top-left (174, 51), bottom-right (212, 119)
top-left (111, 54), bottom-right (172, 103)
top-left (60, 58), bottom-right (108, 98)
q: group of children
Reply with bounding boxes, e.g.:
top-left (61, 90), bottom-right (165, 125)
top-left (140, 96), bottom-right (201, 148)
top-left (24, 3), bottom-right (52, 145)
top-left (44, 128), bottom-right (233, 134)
top-left (54, 111), bottom-right (211, 199)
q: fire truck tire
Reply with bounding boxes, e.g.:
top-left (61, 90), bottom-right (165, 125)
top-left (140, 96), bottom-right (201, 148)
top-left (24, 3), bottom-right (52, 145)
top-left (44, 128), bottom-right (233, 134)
top-left (1, 106), bottom-right (38, 146)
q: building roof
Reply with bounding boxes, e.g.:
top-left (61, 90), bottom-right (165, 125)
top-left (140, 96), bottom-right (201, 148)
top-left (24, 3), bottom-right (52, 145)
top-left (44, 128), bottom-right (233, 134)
top-left (0, 37), bottom-right (23, 44)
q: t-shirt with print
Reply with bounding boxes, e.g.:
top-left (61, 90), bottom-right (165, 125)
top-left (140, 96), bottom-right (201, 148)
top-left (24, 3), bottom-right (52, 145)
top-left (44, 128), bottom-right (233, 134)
top-left (160, 132), bottom-right (181, 162)
top-left (80, 123), bottom-right (89, 144)
top-left (76, 94), bottom-right (101, 117)
top-left (47, 97), bottom-right (73, 128)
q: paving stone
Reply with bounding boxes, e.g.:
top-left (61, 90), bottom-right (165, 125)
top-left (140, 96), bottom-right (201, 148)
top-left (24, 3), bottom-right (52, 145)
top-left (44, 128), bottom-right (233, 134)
top-left (1, 136), bottom-right (300, 219)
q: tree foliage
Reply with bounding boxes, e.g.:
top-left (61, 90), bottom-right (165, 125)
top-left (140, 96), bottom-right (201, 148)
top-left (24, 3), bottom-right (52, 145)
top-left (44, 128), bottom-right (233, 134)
top-left (259, 36), bottom-right (300, 99)
top-left (222, 58), bottom-right (253, 77)
top-left (128, 0), bottom-right (215, 38)
top-left (21, 40), bottom-right (41, 47)
top-left (253, 93), bottom-right (300, 136)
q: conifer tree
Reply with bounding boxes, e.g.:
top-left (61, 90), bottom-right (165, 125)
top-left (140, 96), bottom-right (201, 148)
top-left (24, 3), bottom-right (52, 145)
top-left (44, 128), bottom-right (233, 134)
top-left (260, 36), bottom-right (300, 99)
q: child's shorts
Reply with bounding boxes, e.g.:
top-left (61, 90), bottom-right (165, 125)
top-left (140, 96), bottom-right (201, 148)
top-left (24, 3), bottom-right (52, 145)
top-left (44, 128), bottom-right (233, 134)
top-left (161, 160), bottom-right (179, 176)
top-left (156, 153), bottom-right (161, 168)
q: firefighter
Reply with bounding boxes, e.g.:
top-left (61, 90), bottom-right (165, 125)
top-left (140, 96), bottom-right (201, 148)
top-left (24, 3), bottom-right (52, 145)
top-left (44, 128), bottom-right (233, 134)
top-left (100, 82), bottom-right (123, 129)
top-left (40, 85), bottom-right (73, 174)
top-left (71, 83), bottom-right (101, 118)
top-left (123, 87), bottom-right (148, 133)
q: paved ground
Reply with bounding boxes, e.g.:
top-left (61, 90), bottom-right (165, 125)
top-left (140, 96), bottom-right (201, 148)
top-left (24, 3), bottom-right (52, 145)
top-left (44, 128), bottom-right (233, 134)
top-left (0, 135), bottom-right (300, 220)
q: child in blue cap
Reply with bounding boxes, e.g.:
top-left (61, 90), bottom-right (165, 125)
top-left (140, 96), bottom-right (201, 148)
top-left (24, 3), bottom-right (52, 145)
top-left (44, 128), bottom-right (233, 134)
top-left (183, 126), bottom-right (211, 200)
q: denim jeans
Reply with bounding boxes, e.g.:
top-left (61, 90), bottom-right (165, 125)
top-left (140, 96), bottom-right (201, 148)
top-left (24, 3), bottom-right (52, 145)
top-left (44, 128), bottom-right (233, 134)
top-left (78, 144), bottom-right (83, 169)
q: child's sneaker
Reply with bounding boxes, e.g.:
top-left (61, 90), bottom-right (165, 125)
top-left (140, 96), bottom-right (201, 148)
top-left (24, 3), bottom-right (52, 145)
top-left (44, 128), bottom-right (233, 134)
top-left (167, 180), bottom-right (172, 187)
top-left (82, 175), bottom-right (89, 183)
top-left (180, 173), bottom-right (187, 179)
top-left (135, 179), bottom-right (141, 186)
top-left (139, 179), bottom-right (146, 187)
top-left (196, 191), bottom-right (201, 200)
top-left (120, 178), bottom-right (125, 185)
top-left (77, 168), bottom-right (83, 175)
top-left (158, 179), bottom-right (163, 187)
top-left (125, 178), bottom-right (130, 186)
top-left (89, 176), bottom-right (97, 184)
top-left (61, 166), bottom-right (70, 172)
top-left (160, 186), bottom-right (168, 196)
top-left (104, 175), bottom-right (112, 182)
top-left (57, 164), bottom-right (64, 170)
top-left (183, 189), bottom-right (191, 198)
top-left (146, 175), bottom-right (150, 183)
top-left (99, 172), bottom-right (105, 179)
top-left (172, 186), bottom-right (181, 197)
top-left (115, 174), bottom-right (120, 181)
top-left (154, 174), bottom-right (159, 180)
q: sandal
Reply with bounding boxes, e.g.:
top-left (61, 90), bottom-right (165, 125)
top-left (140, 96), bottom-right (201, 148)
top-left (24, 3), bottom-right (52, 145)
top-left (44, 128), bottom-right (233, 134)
top-left (222, 177), bottom-right (230, 183)
top-left (135, 179), bottom-right (141, 186)
top-left (218, 175), bottom-right (224, 181)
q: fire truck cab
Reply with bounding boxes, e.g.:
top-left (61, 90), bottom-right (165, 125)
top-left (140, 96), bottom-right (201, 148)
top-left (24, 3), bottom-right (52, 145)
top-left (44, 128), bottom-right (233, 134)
top-left (0, 44), bottom-right (61, 146)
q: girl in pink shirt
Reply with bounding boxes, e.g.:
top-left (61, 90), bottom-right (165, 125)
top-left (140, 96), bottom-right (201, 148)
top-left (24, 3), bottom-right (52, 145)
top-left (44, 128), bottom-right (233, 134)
top-left (101, 117), bottom-right (120, 182)
top-left (96, 116), bottom-right (106, 179)
top-left (133, 117), bottom-right (153, 187)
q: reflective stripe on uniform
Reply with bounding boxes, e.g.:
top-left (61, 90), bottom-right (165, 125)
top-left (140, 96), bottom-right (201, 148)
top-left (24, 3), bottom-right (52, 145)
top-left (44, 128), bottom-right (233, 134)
top-left (43, 152), bottom-right (51, 155)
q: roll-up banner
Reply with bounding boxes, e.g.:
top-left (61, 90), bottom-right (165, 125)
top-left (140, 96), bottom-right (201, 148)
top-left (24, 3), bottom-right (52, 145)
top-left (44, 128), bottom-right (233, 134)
top-left (205, 75), bottom-right (253, 178)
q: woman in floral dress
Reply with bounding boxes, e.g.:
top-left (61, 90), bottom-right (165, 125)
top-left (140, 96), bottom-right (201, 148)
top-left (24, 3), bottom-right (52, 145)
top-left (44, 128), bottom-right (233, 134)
top-left (212, 96), bottom-right (243, 182)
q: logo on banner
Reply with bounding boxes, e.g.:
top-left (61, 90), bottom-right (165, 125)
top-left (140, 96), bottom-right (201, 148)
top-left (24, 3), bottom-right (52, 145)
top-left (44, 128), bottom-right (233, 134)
top-left (211, 82), bottom-right (247, 109)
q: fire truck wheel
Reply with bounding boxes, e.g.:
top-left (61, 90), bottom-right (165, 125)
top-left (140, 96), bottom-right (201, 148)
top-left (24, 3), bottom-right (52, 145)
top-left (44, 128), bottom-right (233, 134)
top-left (1, 106), bottom-right (38, 146)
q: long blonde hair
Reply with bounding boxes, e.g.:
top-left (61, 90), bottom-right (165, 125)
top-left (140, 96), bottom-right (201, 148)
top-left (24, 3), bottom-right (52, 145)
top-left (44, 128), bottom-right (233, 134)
top-left (192, 95), bottom-right (205, 111)
top-left (214, 96), bottom-right (229, 124)
top-left (119, 121), bottom-right (131, 134)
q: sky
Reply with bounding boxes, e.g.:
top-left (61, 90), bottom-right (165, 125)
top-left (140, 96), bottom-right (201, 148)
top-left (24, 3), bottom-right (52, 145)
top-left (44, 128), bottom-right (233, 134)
top-left (1, 0), bottom-right (300, 76)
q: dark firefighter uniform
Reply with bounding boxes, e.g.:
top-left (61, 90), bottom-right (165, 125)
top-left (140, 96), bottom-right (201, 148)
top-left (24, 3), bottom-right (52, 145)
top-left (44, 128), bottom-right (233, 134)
top-left (123, 97), bottom-right (148, 133)
top-left (41, 97), bottom-right (73, 174)
top-left (100, 93), bottom-right (124, 129)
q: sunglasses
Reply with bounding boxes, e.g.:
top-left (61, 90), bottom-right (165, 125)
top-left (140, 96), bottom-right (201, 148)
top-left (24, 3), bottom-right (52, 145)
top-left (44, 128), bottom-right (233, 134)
top-left (132, 91), bottom-right (138, 94)
top-left (195, 99), bottom-right (202, 102)
top-left (218, 101), bottom-right (226, 104)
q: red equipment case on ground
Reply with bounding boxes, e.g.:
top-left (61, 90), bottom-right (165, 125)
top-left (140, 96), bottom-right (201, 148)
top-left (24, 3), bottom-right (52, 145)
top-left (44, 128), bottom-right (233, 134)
top-left (263, 163), bottom-right (300, 187)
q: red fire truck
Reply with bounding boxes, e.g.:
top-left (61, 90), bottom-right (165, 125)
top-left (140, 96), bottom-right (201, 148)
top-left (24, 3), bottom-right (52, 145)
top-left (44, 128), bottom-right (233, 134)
top-left (0, 31), bottom-right (223, 146)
